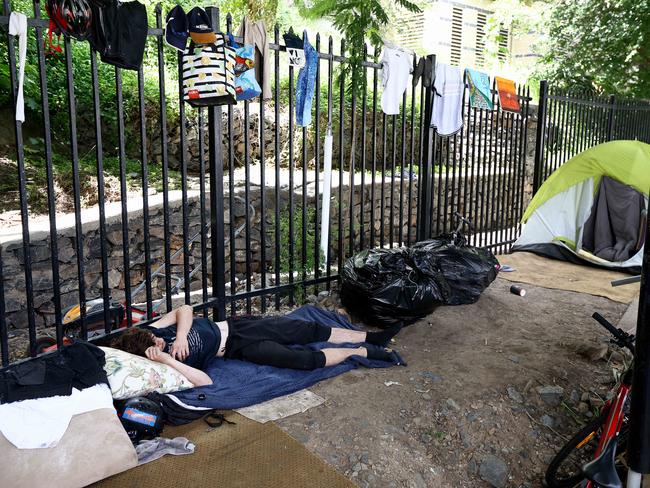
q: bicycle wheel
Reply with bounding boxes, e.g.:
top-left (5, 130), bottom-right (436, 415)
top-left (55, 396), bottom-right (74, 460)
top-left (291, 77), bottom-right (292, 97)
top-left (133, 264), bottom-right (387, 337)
top-left (545, 413), bottom-right (629, 488)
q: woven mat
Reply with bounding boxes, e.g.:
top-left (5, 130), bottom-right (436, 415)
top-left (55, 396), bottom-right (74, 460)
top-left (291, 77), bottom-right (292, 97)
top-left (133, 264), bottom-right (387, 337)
top-left (497, 252), bottom-right (639, 304)
top-left (92, 413), bottom-right (355, 488)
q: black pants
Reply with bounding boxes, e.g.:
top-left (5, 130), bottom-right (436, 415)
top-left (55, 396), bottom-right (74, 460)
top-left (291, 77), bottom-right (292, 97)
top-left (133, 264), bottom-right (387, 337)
top-left (225, 317), bottom-right (331, 370)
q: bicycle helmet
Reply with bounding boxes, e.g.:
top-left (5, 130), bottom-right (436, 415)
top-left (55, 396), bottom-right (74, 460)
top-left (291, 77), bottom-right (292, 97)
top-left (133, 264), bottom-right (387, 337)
top-left (117, 397), bottom-right (165, 443)
top-left (46, 0), bottom-right (93, 41)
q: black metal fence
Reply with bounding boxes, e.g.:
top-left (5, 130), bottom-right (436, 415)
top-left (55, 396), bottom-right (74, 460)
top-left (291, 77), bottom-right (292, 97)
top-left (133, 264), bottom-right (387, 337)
top-left (0, 3), bottom-right (532, 366)
top-left (533, 79), bottom-right (650, 192)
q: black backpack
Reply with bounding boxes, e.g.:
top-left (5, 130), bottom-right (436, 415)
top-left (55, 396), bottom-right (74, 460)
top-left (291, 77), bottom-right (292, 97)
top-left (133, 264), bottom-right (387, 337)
top-left (145, 391), bottom-right (235, 428)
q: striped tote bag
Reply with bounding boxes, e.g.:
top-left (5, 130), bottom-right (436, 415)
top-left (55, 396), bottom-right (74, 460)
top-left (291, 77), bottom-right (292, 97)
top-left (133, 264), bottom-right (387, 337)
top-left (182, 33), bottom-right (236, 107)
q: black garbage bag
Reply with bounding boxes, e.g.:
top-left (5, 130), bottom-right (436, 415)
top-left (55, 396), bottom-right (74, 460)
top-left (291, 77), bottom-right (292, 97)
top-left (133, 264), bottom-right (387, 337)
top-left (340, 247), bottom-right (449, 327)
top-left (341, 234), bottom-right (499, 327)
top-left (411, 234), bottom-right (499, 305)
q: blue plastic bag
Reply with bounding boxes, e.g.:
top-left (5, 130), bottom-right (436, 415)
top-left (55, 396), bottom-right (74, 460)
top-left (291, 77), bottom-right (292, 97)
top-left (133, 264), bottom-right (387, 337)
top-left (228, 33), bottom-right (261, 101)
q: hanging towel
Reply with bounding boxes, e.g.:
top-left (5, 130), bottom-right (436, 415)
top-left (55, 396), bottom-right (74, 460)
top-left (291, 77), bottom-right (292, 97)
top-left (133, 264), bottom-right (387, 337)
top-left (380, 45), bottom-right (412, 115)
top-left (495, 76), bottom-right (521, 113)
top-left (9, 12), bottom-right (27, 123)
top-left (295, 33), bottom-right (318, 127)
top-left (430, 63), bottom-right (464, 136)
top-left (466, 68), bottom-right (493, 110)
top-left (237, 18), bottom-right (271, 99)
top-left (136, 436), bottom-right (195, 465)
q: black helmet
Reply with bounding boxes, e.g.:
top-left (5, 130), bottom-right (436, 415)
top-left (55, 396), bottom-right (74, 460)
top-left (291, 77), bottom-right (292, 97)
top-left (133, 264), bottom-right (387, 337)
top-left (117, 397), bottom-right (165, 443)
top-left (46, 0), bottom-right (93, 41)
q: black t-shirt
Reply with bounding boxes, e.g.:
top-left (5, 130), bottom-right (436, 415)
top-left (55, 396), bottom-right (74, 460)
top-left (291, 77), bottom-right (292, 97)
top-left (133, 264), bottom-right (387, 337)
top-left (141, 317), bottom-right (220, 369)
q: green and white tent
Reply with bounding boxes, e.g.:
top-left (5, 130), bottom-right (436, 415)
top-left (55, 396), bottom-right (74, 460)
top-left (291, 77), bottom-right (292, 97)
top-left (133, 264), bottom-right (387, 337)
top-left (513, 140), bottom-right (650, 273)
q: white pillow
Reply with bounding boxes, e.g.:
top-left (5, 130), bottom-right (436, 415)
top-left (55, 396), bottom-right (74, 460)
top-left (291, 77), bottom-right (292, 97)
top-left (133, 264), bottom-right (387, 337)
top-left (100, 346), bottom-right (194, 400)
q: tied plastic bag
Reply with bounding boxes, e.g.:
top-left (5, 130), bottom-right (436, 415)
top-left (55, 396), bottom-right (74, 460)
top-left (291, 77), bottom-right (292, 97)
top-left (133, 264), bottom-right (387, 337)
top-left (340, 234), bottom-right (499, 327)
top-left (228, 33), bottom-right (261, 101)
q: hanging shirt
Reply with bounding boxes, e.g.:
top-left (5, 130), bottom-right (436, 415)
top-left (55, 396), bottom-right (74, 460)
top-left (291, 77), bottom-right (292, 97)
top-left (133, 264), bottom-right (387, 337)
top-left (237, 18), bottom-right (271, 99)
top-left (296, 33), bottom-right (318, 127)
top-left (430, 63), bottom-right (464, 136)
top-left (380, 46), bottom-right (412, 115)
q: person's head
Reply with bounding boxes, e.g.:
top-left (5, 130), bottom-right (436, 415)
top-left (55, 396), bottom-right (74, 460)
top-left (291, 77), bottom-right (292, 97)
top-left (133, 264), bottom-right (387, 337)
top-left (111, 328), bottom-right (165, 357)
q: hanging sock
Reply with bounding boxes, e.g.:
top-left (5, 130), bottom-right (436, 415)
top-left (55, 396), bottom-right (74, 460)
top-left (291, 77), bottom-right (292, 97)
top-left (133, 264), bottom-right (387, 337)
top-left (9, 12), bottom-right (28, 123)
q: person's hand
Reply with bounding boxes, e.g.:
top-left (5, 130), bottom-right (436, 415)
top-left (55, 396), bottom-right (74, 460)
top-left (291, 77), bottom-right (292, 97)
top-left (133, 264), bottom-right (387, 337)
top-left (145, 346), bottom-right (172, 364)
top-left (170, 336), bottom-right (190, 361)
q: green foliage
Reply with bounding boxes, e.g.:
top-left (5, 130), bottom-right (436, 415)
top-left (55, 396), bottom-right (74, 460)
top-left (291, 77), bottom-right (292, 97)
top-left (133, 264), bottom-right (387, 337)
top-left (538, 0), bottom-right (650, 97)
top-left (295, 0), bottom-right (421, 88)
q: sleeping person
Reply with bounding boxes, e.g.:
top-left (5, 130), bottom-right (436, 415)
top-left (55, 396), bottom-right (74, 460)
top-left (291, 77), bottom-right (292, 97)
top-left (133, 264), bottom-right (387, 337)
top-left (111, 305), bottom-right (402, 386)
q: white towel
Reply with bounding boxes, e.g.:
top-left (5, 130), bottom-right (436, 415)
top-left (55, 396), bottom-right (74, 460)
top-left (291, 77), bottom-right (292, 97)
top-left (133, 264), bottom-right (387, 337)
top-left (0, 384), bottom-right (115, 449)
top-left (9, 12), bottom-right (27, 123)
top-left (430, 63), bottom-right (464, 136)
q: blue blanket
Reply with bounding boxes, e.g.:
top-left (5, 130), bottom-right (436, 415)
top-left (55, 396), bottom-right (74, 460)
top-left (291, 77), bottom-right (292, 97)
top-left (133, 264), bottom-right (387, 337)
top-left (169, 305), bottom-right (405, 409)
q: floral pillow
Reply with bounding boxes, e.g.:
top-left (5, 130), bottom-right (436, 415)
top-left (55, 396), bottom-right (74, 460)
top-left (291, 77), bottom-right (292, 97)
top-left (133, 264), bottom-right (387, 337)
top-left (100, 346), bottom-right (194, 400)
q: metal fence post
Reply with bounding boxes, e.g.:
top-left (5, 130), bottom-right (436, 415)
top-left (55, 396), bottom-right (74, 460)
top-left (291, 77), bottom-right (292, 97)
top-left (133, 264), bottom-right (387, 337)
top-left (627, 212), bottom-right (650, 474)
top-left (606, 94), bottom-right (616, 141)
top-left (532, 80), bottom-right (548, 193)
top-left (206, 6), bottom-right (227, 321)
top-left (417, 54), bottom-right (436, 242)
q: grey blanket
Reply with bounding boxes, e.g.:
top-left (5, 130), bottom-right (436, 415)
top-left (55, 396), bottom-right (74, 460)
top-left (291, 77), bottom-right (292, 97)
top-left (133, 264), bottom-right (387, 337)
top-left (582, 176), bottom-right (645, 262)
top-left (136, 436), bottom-right (195, 465)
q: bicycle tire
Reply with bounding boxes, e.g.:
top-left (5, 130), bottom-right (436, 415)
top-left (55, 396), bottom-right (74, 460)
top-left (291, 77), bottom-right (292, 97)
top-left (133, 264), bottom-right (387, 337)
top-left (545, 412), bottom-right (609, 488)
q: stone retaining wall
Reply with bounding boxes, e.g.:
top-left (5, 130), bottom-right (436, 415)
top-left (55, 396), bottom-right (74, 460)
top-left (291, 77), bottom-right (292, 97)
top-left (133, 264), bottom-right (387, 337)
top-left (1, 165), bottom-right (523, 330)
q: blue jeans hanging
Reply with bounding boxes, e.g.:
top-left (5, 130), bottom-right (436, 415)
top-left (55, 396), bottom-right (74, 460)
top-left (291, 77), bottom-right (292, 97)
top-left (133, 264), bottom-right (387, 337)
top-left (295, 33), bottom-right (318, 127)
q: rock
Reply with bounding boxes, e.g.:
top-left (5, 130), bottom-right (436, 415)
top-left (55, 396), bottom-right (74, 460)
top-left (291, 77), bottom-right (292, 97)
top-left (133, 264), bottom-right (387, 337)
top-left (317, 290), bottom-right (329, 301)
top-left (305, 294), bottom-right (318, 304)
top-left (507, 386), bottom-right (524, 403)
top-left (479, 455), bottom-right (508, 488)
top-left (419, 371), bottom-right (442, 382)
top-left (570, 389), bottom-right (580, 403)
top-left (446, 398), bottom-right (461, 411)
top-left (540, 414), bottom-right (555, 428)
top-left (577, 402), bottom-right (590, 414)
top-left (576, 343), bottom-right (609, 362)
top-left (538, 385), bottom-right (564, 406)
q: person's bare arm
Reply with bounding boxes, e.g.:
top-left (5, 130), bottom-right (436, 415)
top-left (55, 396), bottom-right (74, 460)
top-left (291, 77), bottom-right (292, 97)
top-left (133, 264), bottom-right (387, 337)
top-left (145, 346), bottom-right (212, 387)
top-left (150, 305), bottom-right (193, 361)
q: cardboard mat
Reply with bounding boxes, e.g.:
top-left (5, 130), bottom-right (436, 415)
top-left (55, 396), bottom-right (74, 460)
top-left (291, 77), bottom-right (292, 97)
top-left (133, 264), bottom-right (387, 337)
top-left (92, 412), bottom-right (355, 488)
top-left (497, 252), bottom-right (639, 304)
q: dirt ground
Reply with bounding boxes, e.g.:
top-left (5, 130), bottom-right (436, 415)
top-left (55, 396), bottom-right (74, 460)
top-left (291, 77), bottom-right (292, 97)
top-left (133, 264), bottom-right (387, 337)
top-left (276, 277), bottom-right (631, 488)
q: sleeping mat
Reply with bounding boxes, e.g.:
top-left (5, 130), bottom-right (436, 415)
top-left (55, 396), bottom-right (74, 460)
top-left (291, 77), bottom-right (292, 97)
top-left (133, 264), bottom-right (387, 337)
top-left (168, 305), bottom-right (405, 409)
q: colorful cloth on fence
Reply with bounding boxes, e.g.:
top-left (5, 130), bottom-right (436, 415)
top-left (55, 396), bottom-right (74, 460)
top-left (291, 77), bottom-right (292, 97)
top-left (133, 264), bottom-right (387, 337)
top-left (430, 63), bottom-right (464, 136)
top-left (495, 76), bottom-right (521, 113)
top-left (466, 68), bottom-right (493, 110)
top-left (380, 44), bottom-right (413, 115)
top-left (295, 33), bottom-right (318, 127)
top-left (168, 305), bottom-right (405, 410)
top-left (237, 18), bottom-right (271, 99)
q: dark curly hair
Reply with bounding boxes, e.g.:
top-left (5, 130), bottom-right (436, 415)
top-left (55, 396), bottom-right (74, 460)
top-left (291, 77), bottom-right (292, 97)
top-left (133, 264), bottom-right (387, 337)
top-left (111, 328), bottom-right (156, 357)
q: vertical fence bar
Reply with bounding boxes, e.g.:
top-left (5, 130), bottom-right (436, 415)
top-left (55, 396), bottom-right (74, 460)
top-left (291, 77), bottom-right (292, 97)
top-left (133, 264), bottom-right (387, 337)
top-left (137, 67), bottom-right (153, 316)
top-left (533, 80), bottom-right (548, 192)
top-left (198, 108), bottom-right (209, 316)
top-left (475, 101), bottom-right (486, 247)
top-left (417, 54), bottom-right (435, 242)
top-left (207, 6), bottom-right (226, 321)
top-left (244, 100), bottom-right (252, 313)
top-left (380, 111), bottom-right (387, 247)
top-left (389, 115), bottom-right (397, 246)
top-left (288, 56), bottom-right (296, 305)
top-left (89, 47), bottom-right (110, 334)
top-left (66, 36), bottom-right (88, 337)
top-left (177, 52), bottom-right (191, 305)
top-left (156, 5), bottom-right (173, 312)
top-left (370, 47), bottom-right (378, 248)
top-left (259, 51), bottom-right (267, 313)
top-left (227, 97), bottom-right (236, 314)
top-left (398, 72), bottom-right (408, 246)
top-left (115, 67), bottom-right (132, 327)
top-left (359, 44), bottom-right (368, 250)
top-left (337, 39), bottom-right (345, 272)
top-left (300, 33), bottom-right (309, 298)
top-left (325, 35), bottom-right (334, 287)
top-left (348, 68), bottom-right (357, 256)
top-left (312, 34), bottom-right (321, 293)
top-left (274, 24), bottom-right (281, 309)
top-left (0, 251), bottom-right (6, 366)
top-left (406, 54), bottom-right (417, 247)
top-left (34, 0), bottom-right (63, 340)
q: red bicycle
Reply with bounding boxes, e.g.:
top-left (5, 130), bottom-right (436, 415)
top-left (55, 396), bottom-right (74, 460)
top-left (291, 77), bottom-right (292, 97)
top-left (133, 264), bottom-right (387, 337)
top-left (545, 313), bottom-right (635, 488)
